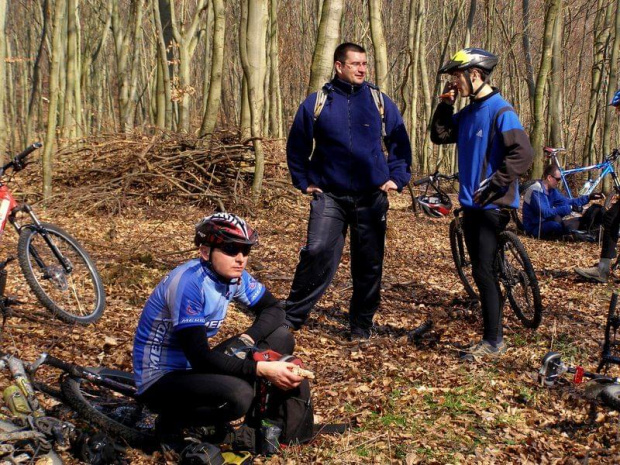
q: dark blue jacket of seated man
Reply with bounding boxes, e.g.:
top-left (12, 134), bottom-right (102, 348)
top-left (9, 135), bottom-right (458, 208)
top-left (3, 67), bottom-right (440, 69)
top-left (523, 176), bottom-right (591, 238)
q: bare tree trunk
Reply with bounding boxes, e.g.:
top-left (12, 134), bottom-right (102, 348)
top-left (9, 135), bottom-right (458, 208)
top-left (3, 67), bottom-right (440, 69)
top-left (152, 0), bottom-right (172, 129)
top-left (0, 0), bottom-right (7, 157)
top-left (26, 0), bottom-right (49, 145)
top-left (63, 0), bottom-right (78, 140)
top-left (239, 0), bottom-right (268, 201)
top-left (307, 0), bottom-right (343, 94)
top-left (530, 0), bottom-right (561, 178)
top-left (602, 0), bottom-right (620, 168)
top-left (407, 0), bottom-right (422, 163)
top-left (584, 0), bottom-right (613, 165)
top-left (464, 0), bottom-right (477, 48)
top-left (522, 0), bottom-right (536, 114)
top-left (268, 0), bottom-right (283, 138)
top-left (548, 0), bottom-right (563, 148)
top-left (200, 0), bottom-right (225, 141)
top-left (240, 76), bottom-right (251, 140)
top-left (368, 0), bottom-right (389, 92)
top-left (43, 0), bottom-right (65, 200)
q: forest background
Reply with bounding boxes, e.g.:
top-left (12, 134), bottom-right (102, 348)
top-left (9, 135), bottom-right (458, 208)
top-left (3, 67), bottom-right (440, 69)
top-left (1, 0), bottom-right (620, 463)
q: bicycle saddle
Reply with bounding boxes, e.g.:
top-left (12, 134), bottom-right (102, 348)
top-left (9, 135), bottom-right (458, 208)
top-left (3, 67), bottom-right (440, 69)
top-left (543, 147), bottom-right (566, 155)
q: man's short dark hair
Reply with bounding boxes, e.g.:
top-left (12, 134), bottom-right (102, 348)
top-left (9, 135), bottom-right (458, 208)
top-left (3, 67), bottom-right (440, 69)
top-left (543, 164), bottom-right (559, 179)
top-left (334, 43), bottom-right (366, 63)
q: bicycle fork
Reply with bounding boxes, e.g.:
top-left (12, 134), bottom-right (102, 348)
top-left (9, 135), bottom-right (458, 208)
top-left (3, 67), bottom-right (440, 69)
top-left (10, 204), bottom-right (73, 276)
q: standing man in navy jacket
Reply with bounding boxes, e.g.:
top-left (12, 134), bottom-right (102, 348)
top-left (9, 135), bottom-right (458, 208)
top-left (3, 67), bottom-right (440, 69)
top-left (431, 48), bottom-right (533, 361)
top-left (285, 42), bottom-right (412, 341)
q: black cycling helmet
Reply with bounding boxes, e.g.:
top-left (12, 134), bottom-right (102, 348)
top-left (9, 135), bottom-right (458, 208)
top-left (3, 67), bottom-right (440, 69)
top-left (416, 194), bottom-right (452, 218)
top-left (194, 213), bottom-right (258, 248)
top-left (439, 48), bottom-right (498, 99)
top-left (438, 48), bottom-right (499, 75)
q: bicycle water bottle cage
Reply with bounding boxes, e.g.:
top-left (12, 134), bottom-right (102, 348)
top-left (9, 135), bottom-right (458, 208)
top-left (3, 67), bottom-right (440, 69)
top-left (538, 352), bottom-right (567, 387)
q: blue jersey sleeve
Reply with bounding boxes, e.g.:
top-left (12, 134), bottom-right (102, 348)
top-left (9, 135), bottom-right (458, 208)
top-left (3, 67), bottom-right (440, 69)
top-left (166, 273), bottom-right (206, 329)
top-left (234, 271), bottom-right (266, 307)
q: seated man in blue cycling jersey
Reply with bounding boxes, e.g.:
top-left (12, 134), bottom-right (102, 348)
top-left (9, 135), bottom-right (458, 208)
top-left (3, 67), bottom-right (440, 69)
top-left (133, 213), bottom-right (302, 443)
top-left (522, 164), bottom-right (603, 239)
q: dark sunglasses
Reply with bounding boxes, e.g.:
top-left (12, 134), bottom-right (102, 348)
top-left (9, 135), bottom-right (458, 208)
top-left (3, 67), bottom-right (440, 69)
top-left (552, 176), bottom-right (562, 181)
top-left (218, 243), bottom-right (252, 257)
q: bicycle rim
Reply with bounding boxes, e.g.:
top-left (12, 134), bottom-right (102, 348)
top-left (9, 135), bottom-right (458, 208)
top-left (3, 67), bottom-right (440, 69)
top-left (18, 224), bottom-right (105, 324)
top-left (600, 384), bottom-right (620, 411)
top-left (497, 231), bottom-right (543, 329)
top-left (61, 370), bottom-right (157, 447)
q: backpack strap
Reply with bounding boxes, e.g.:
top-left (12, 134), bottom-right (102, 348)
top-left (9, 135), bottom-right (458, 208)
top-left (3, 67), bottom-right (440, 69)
top-left (367, 83), bottom-right (387, 138)
top-left (313, 83), bottom-right (333, 123)
top-left (479, 106), bottom-right (516, 185)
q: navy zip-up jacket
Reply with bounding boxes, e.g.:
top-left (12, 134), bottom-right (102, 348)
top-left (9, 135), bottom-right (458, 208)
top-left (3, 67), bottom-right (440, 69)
top-left (430, 89), bottom-right (533, 209)
top-left (287, 78), bottom-right (412, 194)
top-left (522, 180), bottom-right (589, 236)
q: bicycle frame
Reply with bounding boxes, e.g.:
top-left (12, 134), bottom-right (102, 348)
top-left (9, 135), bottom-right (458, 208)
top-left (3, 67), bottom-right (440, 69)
top-left (547, 149), bottom-right (620, 200)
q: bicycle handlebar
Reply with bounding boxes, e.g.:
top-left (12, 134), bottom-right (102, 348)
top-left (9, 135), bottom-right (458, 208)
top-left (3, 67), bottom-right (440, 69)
top-left (1, 142), bottom-right (42, 174)
top-left (412, 172), bottom-right (458, 186)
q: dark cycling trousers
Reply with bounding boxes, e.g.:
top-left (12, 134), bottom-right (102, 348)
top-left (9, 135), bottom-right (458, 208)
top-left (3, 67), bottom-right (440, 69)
top-left (602, 200), bottom-right (620, 259)
top-left (137, 326), bottom-right (294, 433)
top-left (285, 190), bottom-right (388, 331)
top-left (462, 208), bottom-right (510, 344)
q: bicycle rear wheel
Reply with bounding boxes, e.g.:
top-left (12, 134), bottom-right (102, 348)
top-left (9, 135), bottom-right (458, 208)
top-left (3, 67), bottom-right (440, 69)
top-left (61, 368), bottom-right (157, 448)
top-left (17, 223), bottom-right (105, 325)
top-left (496, 231), bottom-right (543, 329)
top-left (449, 218), bottom-right (478, 300)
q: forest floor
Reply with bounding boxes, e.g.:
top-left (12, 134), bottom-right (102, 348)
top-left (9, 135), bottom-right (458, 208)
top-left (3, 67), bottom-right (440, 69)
top-left (1, 141), bottom-right (620, 464)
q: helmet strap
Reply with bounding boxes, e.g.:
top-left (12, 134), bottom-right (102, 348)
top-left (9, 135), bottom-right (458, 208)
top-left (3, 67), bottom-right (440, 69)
top-left (467, 69), bottom-right (489, 100)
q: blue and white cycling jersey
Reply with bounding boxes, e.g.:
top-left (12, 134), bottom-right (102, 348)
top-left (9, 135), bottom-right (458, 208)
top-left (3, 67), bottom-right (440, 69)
top-left (133, 258), bottom-right (265, 394)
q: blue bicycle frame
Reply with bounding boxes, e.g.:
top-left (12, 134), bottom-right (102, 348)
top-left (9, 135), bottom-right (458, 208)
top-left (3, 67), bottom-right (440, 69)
top-left (544, 147), bottom-right (620, 200)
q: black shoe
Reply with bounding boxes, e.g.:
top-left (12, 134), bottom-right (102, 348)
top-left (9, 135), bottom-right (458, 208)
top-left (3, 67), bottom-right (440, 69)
top-left (349, 327), bottom-right (373, 342)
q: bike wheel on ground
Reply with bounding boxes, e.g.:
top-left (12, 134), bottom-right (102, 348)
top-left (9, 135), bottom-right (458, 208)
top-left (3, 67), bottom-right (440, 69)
top-left (17, 223), bottom-right (105, 325)
top-left (496, 231), bottom-right (543, 329)
top-left (449, 218), bottom-right (478, 300)
top-left (61, 368), bottom-right (157, 448)
top-left (600, 384), bottom-right (620, 410)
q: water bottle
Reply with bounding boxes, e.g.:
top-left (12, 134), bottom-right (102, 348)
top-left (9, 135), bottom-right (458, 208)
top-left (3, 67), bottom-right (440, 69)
top-left (580, 179), bottom-right (592, 196)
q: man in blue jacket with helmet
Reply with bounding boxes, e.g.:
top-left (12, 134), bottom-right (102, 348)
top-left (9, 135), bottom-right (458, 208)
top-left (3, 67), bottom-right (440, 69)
top-left (431, 48), bottom-right (534, 361)
top-left (285, 42), bottom-right (412, 342)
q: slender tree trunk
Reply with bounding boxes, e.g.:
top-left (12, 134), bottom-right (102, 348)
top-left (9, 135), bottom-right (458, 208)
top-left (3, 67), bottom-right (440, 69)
top-left (152, 0), bottom-right (172, 129)
top-left (602, 0), bottom-right (620, 170)
top-left (239, 0), bottom-right (268, 201)
top-left (530, 0), bottom-right (561, 178)
top-left (307, 0), bottom-right (344, 94)
top-left (464, 0), bottom-right (477, 48)
top-left (585, 0), bottom-right (613, 165)
top-left (548, 0), bottom-right (563, 147)
top-left (268, 0), bottom-right (283, 138)
top-left (200, 0), bottom-right (225, 141)
top-left (43, 0), bottom-right (65, 200)
top-left (522, 0), bottom-right (536, 114)
top-left (368, 0), bottom-right (389, 92)
top-left (26, 0), bottom-right (49, 145)
top-left (0, 0), bottom-right (7, 157)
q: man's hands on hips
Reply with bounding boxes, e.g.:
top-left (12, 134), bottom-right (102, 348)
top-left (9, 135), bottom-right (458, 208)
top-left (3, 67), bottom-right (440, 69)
top-left (305, 184), bottom-right (323, 194)
top-left (379, 180), bottom-right (398, 192)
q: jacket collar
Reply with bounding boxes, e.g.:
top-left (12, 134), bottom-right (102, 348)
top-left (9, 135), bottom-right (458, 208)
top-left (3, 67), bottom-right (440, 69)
top-left (331, 77), bottom-right (365, 95)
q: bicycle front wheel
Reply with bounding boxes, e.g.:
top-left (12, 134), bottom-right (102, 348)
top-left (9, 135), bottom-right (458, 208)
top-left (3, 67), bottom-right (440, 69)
top-left (497, 231), bottom-right (543, 329)
top-left (449, 219), bottom-right (478, 300)
top-left (600, 384), bottom-right (620, 410)
top-left (61, 368), bottom-right (157, 448)
top-left (17, 223), bottom-right (105, 325)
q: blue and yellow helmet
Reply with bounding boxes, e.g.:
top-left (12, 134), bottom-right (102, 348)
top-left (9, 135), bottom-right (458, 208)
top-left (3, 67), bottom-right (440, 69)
top-left (439, 48), bottom-right (498, 75)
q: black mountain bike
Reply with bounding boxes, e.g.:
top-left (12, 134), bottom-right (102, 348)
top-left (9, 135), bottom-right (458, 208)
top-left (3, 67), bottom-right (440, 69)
top-left (0, 143), bottom-right (105, 324)
top-left (450, 208), bottom-right (543, 329)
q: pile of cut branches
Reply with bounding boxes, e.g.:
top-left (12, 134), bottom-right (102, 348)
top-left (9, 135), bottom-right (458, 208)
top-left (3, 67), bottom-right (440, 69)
top-left (39, 131), bottom-right (268, 213)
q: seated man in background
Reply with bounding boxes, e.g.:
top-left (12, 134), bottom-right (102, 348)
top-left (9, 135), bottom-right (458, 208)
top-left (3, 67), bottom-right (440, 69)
top-left (522, 164), bottom-right (603, 239)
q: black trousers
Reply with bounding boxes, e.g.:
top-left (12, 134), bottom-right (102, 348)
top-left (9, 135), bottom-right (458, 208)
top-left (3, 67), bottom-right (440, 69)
top-left (285, 190), bottom-right (389, 331)
top-left (602, 200), bottom-right (620, 259)
top-left (137, 326), bottom-right (295, 432)
top-left (462, 208), bottom-right (510, 344)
